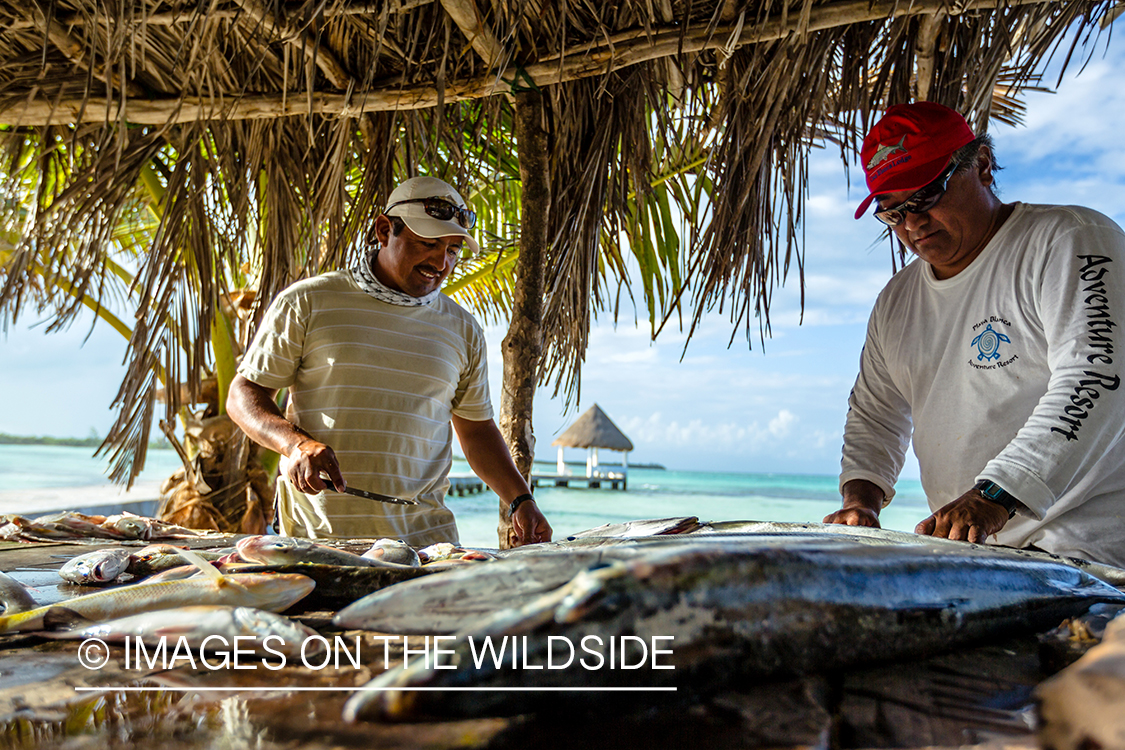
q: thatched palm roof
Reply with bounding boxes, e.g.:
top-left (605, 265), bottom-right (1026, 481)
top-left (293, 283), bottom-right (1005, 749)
top-left (553, 404), bottom-right (634, 452)
top-left (0, 0), bottom-right (1117, 484)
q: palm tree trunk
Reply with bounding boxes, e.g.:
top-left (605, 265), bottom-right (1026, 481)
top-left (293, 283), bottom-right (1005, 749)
top-left (497, 88), bottom-right (549, 548)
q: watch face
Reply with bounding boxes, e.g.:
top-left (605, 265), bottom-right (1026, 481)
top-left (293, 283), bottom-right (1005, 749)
top-left (975, 481), bottom-right (1018, 518)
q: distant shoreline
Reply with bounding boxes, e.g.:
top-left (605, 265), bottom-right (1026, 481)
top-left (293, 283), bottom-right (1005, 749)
top-left (0, 432), bottom-right (171, 449)
top-left (0, 432), bottom-right (101, 447)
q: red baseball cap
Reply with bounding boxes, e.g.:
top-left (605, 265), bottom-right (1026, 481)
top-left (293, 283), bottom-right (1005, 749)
top-left (853, 102), bottom-right (976, 219)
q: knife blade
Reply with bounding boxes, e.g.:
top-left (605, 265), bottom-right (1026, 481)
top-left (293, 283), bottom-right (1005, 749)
top-left (338, 485), bottom-right (418, 506)
top-left (318, 473), bottom-right (418, 505)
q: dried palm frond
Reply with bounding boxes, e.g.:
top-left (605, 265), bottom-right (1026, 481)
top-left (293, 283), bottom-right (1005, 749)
top-left (0, 0), bottom-right (1117, 485)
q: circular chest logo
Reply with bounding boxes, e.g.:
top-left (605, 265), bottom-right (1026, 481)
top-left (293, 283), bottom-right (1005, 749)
top-left (971, 323), bottom-right (1010, 362)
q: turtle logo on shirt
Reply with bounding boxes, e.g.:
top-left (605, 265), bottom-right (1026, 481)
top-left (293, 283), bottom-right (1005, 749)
top-left (971, 323), bottom-right (1011, 362)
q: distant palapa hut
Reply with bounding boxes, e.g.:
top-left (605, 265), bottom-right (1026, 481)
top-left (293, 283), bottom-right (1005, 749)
top-left (552, 404), bottom-right (634, 485)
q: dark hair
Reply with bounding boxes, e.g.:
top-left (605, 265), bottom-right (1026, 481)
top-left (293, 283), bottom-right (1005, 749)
top-left (952, 134), bottom-right (1002, 194)
top-left (364, 215), bottom-right (407, 249)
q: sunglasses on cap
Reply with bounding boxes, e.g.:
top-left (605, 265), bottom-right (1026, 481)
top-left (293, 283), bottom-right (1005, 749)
top-left (385, 197), bottom-right (477, 230)
top-left (872, 161), bottom-right (959, 227)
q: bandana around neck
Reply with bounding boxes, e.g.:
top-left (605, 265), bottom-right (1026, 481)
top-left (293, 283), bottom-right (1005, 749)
top-left (352, 253), bottom-right (441, 307)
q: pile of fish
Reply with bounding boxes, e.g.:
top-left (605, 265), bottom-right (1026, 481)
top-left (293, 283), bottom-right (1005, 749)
top-left (0, 511), bottom-right (209, 543)
top-left (53, 535), bottom-right (484, 586)
top-left (0, 548), bottom-right (317, 664)
top-left (338, 529), bottom-right (1125, 722)
top-left (3, 516), bottom-right (1125, 724)
top-left (0, 533), bottom-right (501, 660)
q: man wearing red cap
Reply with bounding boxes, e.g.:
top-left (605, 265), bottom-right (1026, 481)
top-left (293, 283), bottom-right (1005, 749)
top-left (227, 175), bottom-right (552, 548)
top-left (824, 102), bottom-right (1125, 567)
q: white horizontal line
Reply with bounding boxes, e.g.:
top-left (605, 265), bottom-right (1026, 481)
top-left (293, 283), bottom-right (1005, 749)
top-left (74, 686), bottom-right (677, 693)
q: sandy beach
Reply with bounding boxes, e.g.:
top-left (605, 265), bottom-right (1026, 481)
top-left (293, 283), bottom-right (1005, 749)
top-left (0, 480), bottom-right (165, 517)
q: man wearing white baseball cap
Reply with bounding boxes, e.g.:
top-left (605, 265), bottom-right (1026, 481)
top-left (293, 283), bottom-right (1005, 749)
top-left (228, 175), bottom-right (553, 548)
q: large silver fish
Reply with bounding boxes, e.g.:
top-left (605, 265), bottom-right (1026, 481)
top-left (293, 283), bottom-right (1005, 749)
top-left (41, 605), bottom-right (325, 657)
top-left (344, 536), bottom-right (1125, 722)
top-left (687, 521), bottom-right (1125, 587)
top-left (0, 572), bottom-right (315, 633)
top-left (59, 548), bottom-right (133, 585)
top-left (236, 536), bottom-right (416, 569)
top-left (564, 517), bottom-right (701, 539)
top-left (334, 544), bottom-right (661, 634)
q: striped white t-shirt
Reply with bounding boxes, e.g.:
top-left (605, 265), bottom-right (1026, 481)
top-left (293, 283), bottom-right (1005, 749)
top-left (238, 270), bottom-right (493, 545)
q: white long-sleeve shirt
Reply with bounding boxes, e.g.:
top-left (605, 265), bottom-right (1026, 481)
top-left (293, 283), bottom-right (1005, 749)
top-left (841, 203), bottom-right (1125, 567)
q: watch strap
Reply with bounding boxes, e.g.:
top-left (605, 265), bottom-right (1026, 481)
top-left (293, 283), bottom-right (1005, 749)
top-left (973, 480), bottom-right (1020, 519)
top-left (507, 493), bottom-right (535, 519)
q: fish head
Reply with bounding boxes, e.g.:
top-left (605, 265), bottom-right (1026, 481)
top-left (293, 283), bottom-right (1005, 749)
top-left (126, 544), bottom-right (188, 575)
top-left (59, 557), bottom-right (95, 584)
top-left (235, 535), bottom-right (310, 564)
top-left (107, 516), bottom-right (151, 540)
top-left (93, 552), bottom-right (130, 582)
top-left (60, 549), bottom-right (130, 584)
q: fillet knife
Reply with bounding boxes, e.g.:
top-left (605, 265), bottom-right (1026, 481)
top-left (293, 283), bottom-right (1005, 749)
top-left (319, 473), bottom-right (419, 505)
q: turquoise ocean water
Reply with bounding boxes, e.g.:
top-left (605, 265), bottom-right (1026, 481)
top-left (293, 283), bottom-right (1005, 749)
top-left (0, 446), bottom-right (933, 547)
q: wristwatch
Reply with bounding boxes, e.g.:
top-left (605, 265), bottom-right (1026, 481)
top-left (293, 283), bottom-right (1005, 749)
top-left (507, 493), bottom-right (535, 519)
top-left (973, 480), bottom-right (1021, 519)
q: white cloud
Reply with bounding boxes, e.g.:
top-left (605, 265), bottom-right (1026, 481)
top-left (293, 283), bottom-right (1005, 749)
top-left (769, 409), bottom-right (797, 437)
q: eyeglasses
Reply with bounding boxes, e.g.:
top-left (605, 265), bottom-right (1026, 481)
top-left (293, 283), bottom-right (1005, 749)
top-left (386, 197), bottom-right (477, 230)
top-left (872, 161), bottom-right (960, 227)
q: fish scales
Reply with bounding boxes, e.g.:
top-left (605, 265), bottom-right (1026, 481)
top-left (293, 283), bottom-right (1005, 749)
top-left (334, 546), bottom-right (666, 634)
top-left (564, 517), bottom-right (701, 539)
top-left (687, 521), bottom-right (1125, 588)
top-left (344, 538), bottom-right (1125, 722)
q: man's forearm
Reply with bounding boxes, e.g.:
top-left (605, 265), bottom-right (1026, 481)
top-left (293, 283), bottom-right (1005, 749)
top-left (451, 415), bottom-right (531, 505)
top-left (227, 374), bottom-right (311, 455)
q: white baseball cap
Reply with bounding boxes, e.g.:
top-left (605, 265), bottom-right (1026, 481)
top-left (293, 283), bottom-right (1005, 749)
top-left (384, 176), bottom-right (481, 255)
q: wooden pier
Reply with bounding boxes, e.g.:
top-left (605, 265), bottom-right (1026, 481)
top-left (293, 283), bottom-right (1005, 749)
top-left (447, 474), bottom-right (485, 496)
top-left (530, 472), bottom-right (627, 490)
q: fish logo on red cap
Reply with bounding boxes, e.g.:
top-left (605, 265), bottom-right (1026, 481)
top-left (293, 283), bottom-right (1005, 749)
top-left (865, 136), bottom-right (908, 171)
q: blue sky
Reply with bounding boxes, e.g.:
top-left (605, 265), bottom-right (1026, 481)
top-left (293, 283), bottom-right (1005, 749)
top-left (3, 35), bottom-right (1124, 478)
